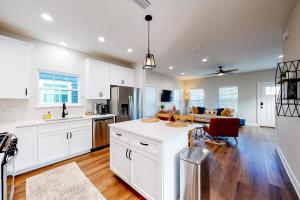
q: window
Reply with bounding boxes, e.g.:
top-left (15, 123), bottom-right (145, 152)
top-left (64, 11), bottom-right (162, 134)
top-left (219, 86), bottom-right (238, 111)
top-left (173, 89), bottom-right (183, 111)
top-left (39, 71), bottom-right (79, 105)
top-left (144, 86), bottom-right (156, 117)
top-left (265, 86), bottom-right (280, 96)
top-left (189, 89), bottom-right (205, 107)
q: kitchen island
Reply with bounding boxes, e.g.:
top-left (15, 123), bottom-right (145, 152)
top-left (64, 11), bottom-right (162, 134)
top-left (109, 120), bottom-right (203, 200)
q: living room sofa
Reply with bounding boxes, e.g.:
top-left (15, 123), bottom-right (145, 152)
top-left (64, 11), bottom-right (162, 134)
top-left (189, 107), bottom-right (235, 123)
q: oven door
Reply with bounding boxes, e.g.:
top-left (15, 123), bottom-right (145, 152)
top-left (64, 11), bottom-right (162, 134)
top-left (2, 150), bottom-right (17, 200)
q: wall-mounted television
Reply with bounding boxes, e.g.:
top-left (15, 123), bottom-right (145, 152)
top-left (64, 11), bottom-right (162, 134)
top-left (161, 90), bottom-right (173, 102)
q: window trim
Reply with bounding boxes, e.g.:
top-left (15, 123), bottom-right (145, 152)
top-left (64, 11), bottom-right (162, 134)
top-left (37, 70), bottom-right (81, 106)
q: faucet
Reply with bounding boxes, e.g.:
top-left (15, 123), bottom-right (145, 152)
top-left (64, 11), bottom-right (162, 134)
top-left (62, 103), bottom-right (68, 118)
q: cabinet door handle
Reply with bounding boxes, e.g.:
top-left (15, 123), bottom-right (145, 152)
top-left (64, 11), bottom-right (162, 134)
top-left (66, 132), bottom-right (68, 139)
top-left (126, 149), bottom-right (129, 159)
top-left (116, 133), bottom-right (122, 137)
top-left (140, 142), bottom-right (149, 146)
top-left (25, 88), bottom-right (28, 96)
top-left (128, 150), bottom-right (132, 160)
top-left (70, 132), bottom-right (72, 139)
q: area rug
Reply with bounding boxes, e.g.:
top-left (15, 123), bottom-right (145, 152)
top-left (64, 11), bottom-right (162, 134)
top-left (26, 162), bottom-right (106, 200)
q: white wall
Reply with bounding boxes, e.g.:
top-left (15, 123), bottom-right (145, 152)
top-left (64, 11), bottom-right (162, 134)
top-left (145, 71), bottom-right (183, 112)
top-left (276, 0), bottom-right (300, 197)
top-left (0, 32), bottom-right (125, 124)
top-left (183, 69), bottom-right (276, 125)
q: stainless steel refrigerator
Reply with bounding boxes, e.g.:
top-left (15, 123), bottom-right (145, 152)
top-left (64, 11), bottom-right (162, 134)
top-left (109, 86), bottom-right (142, 122)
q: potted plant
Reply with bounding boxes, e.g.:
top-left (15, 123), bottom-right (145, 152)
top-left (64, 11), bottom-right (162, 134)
top-left (160, 104), bottom-right (165, 111)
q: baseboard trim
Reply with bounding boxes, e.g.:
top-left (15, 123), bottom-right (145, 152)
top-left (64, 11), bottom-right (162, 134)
top-left (245, 122), bottom-right (258, 127)
top-left (276, 145), bottom-right (300, 198)
top-left (15, 149), bottom-right (91, 175)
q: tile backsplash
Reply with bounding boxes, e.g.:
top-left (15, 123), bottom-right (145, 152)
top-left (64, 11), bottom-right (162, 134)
top-left (0, 98), bottom-right (107, 124)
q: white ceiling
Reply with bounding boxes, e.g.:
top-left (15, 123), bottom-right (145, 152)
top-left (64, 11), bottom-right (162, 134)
top-left (0, 0), bottom-right (296, 79)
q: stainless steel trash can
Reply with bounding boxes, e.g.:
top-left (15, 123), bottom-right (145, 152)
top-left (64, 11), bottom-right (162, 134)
top-left (180, 147), bottom-right (210, 200)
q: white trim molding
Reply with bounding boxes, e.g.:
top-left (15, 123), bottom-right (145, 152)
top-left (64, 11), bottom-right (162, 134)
top-left (276, 145), bottom-right (300, 198)
top-left (245, 122), bottom-right (258, 127)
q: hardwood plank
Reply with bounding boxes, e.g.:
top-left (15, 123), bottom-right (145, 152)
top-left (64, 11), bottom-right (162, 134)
top-left (13, 126), bottom-right (298, 200)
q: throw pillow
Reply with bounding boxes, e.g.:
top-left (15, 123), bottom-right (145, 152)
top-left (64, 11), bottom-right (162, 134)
top-left (216, 108), bottom-right (224, 116)
top-left (192, 106), bottom-right (199, 114)
top-left (198, 107), bottom-right (206, 114)
top-left (204, 109), bottom-right (210, 115)
top-left (221, 108), bottom-right (230, 116)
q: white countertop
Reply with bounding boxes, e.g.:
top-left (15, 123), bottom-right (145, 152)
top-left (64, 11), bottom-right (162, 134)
top-left (109, 120), bottom-right (203, 142)
top-left (0, 114), bottom-right (115, 133)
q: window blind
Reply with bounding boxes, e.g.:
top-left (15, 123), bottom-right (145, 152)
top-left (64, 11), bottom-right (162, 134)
top-left (39, 72), bottom-right (79, 105)
top-left (189, 89), bottom-right (205, 107)
top-left (219, 86), bottom-right (238, 111)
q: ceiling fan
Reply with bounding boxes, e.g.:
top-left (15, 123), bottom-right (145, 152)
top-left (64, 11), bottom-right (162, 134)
top-left (207, 66), bottom-right (239, 76)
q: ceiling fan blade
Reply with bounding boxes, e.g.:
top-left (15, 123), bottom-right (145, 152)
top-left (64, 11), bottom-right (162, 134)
top-left (224, 69), bottom-right (239, 73)
top-left (207, 72), bottom-right (219, 75)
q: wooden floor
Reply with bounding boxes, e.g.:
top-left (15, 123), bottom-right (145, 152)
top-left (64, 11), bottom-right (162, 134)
top-left (13, 126), bottom-right (298, 200)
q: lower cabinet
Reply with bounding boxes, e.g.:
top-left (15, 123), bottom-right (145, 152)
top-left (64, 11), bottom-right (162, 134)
top-left (130, 148), bottom-right (161, 200)
top-left (110, 130), bottom-right (162, 200)
top-left (14, 126), bottom-right (38, 172)
top-left (69, 126), bottom-right (92, 155)
top-left (110, 139), bottom-right (130, 184)
top-left (38, 130), bottom-right (69, 164)
top-left (15, 119), bottom-right (92, 174)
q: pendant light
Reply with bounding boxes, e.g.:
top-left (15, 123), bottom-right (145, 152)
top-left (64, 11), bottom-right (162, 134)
top-left (143, 15), bottom-right (156, 70)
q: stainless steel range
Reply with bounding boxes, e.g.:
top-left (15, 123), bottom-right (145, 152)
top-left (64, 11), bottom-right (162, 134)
top-left (0, 133), bottom-right (18, 200)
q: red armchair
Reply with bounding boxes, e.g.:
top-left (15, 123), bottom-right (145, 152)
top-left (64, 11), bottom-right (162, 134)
top-left (203, 118), bottom-right (240, 143)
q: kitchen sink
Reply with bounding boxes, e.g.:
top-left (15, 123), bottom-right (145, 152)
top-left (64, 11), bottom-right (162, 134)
top-left (45, 116), bottom-right (84, 122)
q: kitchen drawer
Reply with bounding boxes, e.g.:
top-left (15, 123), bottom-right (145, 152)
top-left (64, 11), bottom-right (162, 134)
top-left (131, 135), bottom-right (161, 156)
top-left (110, 128), bottom-right (130, 144)
top-left (38, 122), bottom-right (68, 134)
top-left (69, 119), bottom-right (91, 129)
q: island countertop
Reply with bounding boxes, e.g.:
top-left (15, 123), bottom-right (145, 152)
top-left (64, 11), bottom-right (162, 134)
top-left (109, 119), bottom-right (203, 143)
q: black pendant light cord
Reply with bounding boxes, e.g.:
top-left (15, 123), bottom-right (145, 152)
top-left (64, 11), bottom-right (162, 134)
top-left (147, 21), bottom-right (150, 54)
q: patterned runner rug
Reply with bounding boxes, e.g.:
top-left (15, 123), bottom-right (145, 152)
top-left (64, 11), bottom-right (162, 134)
top-left (26, 162), bottom-right (106, 200)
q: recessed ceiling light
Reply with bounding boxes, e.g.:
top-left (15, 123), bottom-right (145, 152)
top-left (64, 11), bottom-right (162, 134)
top-left (59, 41), bottom-right (68, 47)
top-left (41, 13), bottom-right (53, 22)
top-left (278, 54), bottom-right (284, 58)
top-left (202, 58), bottom-right (208, 62)
top-left (169, 66), bottom-right (174, 70)
top-left (181, 72), bottom-right (185, 75)
top-left (98, 37), bottom-right (105, 42)
top-left (127, 48), bottom-right (133, 53)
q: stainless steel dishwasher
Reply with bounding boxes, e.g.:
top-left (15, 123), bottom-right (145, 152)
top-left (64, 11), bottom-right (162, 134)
top-left (92, 117), bottom-right (115, 150)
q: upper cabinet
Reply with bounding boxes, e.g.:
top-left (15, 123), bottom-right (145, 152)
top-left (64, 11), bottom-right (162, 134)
top-left (85, 58), bottom-right (110, 99)
top-left (110, 64), bottom-right (135, 87)
top-left (0, 35), bottom-right (32, 99)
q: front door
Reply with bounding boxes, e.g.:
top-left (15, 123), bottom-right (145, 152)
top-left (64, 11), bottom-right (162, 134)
top-left (259, 82), bottom-right (277, 127)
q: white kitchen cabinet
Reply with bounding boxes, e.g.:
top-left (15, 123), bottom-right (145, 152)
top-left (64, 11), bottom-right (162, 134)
top-left (110, 138), bottom-right (130, 184)
top-left (85, 58), bottom-right (110, 99)
top-left (110, 129), bottom-right (162, 200)
top-left (38, 130), bottom-right (69, 164)
top-left (0, 35), bottom-right (32, 99)
top-left (38, 119), bottom-right (92, 164)
top-left (69, 126), bottom-right (92, 155)
top-left (14, 126), bottom-right (38, 172)
top-left (110, 64), bottom-right (135, 87)
top-left (14, 119), bottom-right (92, 175)
top-left (130, 148), bottom-right (161, 200)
